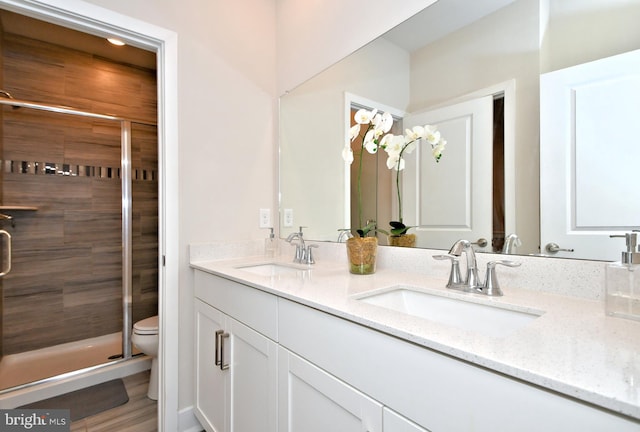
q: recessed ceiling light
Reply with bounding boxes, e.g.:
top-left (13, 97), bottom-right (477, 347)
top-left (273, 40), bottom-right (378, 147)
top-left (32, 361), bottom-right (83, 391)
top-left (107, 38), bottom-right (125, 46)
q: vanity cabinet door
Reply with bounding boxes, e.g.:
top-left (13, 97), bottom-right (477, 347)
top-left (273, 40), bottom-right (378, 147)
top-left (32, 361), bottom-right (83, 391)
top-left (195, 299), bottom-right (278, 432)
top-left (278, 347), bottom-right (383, 432)
top-left (195, 299), bottom-right (227, 432)
top-left (383, 408), bottom-right (430, 432)
top-left (228, 316), bottom-right (277, 432)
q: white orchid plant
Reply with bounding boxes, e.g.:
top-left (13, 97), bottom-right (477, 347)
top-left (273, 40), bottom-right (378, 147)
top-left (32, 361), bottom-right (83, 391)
top-left (343, 108), bottom-right (446, 237)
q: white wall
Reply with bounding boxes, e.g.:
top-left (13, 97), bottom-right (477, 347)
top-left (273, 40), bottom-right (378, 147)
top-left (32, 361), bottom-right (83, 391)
top-left (77, 0), bottom-right (278, 414)
top-left (542, 0), bottom-right (640, 73)
top-left (276, 0), bottom-right (438, 94)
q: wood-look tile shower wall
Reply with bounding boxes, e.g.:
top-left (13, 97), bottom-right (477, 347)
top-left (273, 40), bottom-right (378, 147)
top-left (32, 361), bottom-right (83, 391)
top-left (1, 33), bottom-right (158, 355)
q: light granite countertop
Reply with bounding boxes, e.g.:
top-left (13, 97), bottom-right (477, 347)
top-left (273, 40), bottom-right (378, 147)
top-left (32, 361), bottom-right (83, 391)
top-left (190, 253), bottom-right (640, 422)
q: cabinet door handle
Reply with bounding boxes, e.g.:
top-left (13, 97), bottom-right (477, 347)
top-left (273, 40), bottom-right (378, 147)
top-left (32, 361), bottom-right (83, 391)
top-left (220, 332), bottom-right (230, 370)
top-left (214, 329), bottom-right (224, 367)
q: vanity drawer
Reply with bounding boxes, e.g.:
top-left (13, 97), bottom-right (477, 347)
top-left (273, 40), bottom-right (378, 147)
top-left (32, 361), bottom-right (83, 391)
top-left (194, 270), bottom-right (278, 341)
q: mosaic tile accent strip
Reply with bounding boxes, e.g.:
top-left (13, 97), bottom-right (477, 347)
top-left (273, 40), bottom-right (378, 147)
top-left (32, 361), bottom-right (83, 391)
top-left (2, 160), bottom-right (157, 181)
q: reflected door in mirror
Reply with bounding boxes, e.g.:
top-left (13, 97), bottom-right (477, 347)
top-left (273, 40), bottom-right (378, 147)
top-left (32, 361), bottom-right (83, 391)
top-left (402, 96), bottom-right (494, 250)
top-left (540, 49), bottom-right (640, 260)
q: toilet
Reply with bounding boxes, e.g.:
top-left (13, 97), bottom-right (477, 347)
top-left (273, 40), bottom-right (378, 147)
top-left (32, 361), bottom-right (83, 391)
top-left (132, 315), bottom-right (159, 400)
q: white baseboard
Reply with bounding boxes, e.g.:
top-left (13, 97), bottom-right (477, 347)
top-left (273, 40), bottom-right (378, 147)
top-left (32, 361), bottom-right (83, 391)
top-left (178, 406), bottom-right (203, 432)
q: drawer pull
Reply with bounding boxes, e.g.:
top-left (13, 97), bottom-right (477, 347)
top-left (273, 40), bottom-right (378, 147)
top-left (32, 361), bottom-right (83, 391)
top-left (220, 332), bottom-right (230, 370)
top-left (214, 329), bottom-right (224, 367)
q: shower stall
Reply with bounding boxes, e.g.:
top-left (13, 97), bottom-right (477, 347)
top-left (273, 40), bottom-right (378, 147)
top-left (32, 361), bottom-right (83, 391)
top-left (0, 9), bottom-right (159, 404)
top-left (0, 94), bottom-right (158, 400)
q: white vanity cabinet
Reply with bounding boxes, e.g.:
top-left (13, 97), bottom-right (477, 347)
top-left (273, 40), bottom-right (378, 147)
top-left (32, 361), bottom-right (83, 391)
top-left (277, 348), bottom-right (428, 432)
top-left (193, 268), bottom-right (640, 432)
top-left (194, 272), bottom-right (278, 432)
top-left (383, 408), bottom-right (430, 432)
top-left (194, 299), bottom-right (225, 432)
top-left (278, 347), bottom-right (383, 432)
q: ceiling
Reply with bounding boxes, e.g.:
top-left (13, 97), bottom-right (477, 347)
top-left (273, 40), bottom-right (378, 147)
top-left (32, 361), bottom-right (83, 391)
top-left (383, 0), bottom-right (517, 52)
top-left (0, 9), bottom-right (156, 70)
top-left (0, 1), bottom-right (517, 73)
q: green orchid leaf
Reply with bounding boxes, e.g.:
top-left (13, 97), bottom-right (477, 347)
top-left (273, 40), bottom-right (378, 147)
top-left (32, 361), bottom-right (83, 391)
top-left (389, 221), bottom-right (406, 230)
top-left (389, 220), bottom-right (414, 236)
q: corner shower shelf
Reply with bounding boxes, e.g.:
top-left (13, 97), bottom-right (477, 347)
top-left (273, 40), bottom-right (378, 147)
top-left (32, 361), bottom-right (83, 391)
top-left (0, 206), bottom-right (38, 211)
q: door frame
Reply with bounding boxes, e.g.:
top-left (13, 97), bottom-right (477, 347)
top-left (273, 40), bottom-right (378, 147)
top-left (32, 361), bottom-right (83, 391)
top-left (0, 0), bottom-right (179, 430)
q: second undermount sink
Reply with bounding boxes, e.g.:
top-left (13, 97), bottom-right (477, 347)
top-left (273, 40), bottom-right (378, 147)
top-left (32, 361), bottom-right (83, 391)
top-left (236, 263), bottom-right (309, 276)
top-left (356, 287), bottom-right (543, 338)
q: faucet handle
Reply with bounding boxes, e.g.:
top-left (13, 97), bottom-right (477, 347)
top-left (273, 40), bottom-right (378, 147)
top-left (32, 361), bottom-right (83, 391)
top-left (433, 254), bottom-right (463, 288)
top-left (289, 242), bottom-right (304, 263)
top-left (482, 260), bottom-right (521, 296)
top-left (305, 244), bottom-right (318, 264)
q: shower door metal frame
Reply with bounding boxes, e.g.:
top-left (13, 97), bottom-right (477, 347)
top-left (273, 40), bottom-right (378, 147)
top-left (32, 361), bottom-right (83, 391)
top-left (0, 97), bottom-right (156, 362)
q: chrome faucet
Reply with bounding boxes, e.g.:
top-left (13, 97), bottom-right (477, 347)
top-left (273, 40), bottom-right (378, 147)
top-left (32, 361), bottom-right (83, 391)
top-left (502, 233), bottom-right (521, 254)
top-left (434, 239), bottom-right (521, 296)
top-left (337, 229), bottom-right (353, 243)
top-left (286, 226), bottom-right (316, 264)
top-left (448, 239), bottom-right (481, 290)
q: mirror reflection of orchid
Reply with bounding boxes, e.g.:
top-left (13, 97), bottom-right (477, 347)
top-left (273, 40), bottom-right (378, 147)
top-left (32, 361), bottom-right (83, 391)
top-left (383, 124), bottom-right (446, 236)
top-left (342, 108), bottom-right (446, 238)
top-left (342, 108), bottom-right (393, 237)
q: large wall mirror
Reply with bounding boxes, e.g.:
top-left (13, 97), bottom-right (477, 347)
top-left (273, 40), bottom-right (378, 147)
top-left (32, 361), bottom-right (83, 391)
top-left (279, 0), bottom-right (640, 261)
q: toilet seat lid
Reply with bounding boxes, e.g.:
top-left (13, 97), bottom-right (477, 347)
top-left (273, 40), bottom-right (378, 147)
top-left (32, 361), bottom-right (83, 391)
top-left (134, 315), bottom-right (158, 335)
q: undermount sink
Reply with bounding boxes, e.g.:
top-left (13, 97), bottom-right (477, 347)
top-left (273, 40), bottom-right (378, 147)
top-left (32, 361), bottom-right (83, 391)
top-left (236, 263), bottom-right (308, 276)
top-left (356, 287), bottom-right (542, 338)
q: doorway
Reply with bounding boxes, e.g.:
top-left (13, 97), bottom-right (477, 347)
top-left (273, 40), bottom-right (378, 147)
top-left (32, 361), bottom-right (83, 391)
top-left (0, 1), bottom-right (178, 430)
top-left (0, 12), bottom-right (159, 392)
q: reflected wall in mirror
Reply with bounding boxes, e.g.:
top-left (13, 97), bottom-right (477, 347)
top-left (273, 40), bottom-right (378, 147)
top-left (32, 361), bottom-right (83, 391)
top-left (279, 0), bottom-right (640, 261)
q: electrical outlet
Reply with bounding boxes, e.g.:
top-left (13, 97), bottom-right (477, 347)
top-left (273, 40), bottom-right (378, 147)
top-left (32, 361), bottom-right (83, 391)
top-left (284, 209), bottom-right (294, 227)
top-left (259, 208), bottom-right (271, 228)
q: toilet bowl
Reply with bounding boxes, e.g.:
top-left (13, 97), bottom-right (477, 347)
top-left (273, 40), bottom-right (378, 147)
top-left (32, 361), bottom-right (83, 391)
top-left (132, 315), bottom-right (159, 400)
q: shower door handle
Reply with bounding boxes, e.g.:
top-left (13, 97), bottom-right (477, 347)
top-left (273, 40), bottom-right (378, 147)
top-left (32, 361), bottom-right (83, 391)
top-left (0, 229), bottom-right (11, 277)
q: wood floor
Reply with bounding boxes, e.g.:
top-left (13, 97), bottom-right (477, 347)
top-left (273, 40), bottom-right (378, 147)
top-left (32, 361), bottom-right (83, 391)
top-left (70, 371), bottom-right (157, 432)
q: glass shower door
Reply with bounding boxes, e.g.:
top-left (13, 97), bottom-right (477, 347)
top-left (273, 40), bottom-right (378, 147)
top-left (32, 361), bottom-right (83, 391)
top-left (0, 103), bottom-right (157, 390)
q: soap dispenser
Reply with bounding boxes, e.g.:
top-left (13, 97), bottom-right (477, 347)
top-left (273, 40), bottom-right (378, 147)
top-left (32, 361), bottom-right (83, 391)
top-left (606, 232), bottom-right (640, 321)
top-left (264, 227), bottom-right (278, 258)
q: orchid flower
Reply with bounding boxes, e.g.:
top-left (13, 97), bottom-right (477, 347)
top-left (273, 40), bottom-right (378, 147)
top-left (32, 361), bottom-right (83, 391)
top-left (348, 124), bottom-right (361, 142)
top-left (354, 108), bottom-right (377, 125)
top-left (386, 153), bottom-right (406, 171)
top-left (374, 112), bottom-right (394, 134)
top-left (380, 123), bottom-right (447, 227)
top-left (343, 107), bottom-right (446, 238)
top-left (342, 146), bottom-right (354, 164)
top-left (432, 138), bottom-right (446, 161)
top-left (363, 130), bottom-right (378, 154)
top-left (405, 126), bottom-right (424, 142)
top-left (382, 134), bottom-right (405, 158)
top-left (422, 125), bottom-right (441, 144)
